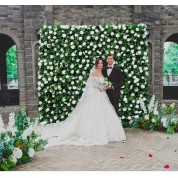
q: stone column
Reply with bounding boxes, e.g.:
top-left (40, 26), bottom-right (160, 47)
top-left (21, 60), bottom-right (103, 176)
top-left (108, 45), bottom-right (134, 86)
top-left (23, 5), bottom-right (54, 118)
top-left (133, 5), bottom-right (162, 102)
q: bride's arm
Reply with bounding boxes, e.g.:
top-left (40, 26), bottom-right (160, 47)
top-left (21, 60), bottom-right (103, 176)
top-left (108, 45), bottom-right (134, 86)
top-left (92, 77), bottom-right (104, 91)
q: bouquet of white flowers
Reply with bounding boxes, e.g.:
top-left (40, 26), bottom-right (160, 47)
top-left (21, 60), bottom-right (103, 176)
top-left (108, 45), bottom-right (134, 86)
top-left (101, 77), bottom-right (112, 87)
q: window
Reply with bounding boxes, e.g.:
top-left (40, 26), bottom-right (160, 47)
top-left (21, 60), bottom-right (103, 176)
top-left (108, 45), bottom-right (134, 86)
top-left (0, 34), bottom-right (19, 106)
top-left (163, 33), bottom-right (178, 100)
top-left (6, 45), bottom-right (18, 90)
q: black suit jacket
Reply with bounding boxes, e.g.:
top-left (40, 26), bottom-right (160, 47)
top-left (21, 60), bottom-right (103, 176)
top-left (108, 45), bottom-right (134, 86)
top-left (102, 66), bottom-right (124, 98)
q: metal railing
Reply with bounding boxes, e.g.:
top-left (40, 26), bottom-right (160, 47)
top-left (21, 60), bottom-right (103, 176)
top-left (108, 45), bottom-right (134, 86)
top-left (163, 74), bottom-right (178, 86)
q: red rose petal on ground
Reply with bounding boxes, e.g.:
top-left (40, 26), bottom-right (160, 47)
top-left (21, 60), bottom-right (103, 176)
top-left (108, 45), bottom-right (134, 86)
top-left (148, 154), bottom-right (153, 157)
top-left (120, 156), bottom-right (124, 159)
top-left (164, 165), bottom-right (170, 169)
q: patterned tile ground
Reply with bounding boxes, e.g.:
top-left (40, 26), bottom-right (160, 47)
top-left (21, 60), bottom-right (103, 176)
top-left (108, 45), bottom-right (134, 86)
top-left (14, 128), bottom-right (178, 171)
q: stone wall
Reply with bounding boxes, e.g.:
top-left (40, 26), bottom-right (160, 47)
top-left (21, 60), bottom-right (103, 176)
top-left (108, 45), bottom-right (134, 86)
top-left (23, 5), bottom-right (53, 117)
top-left (160, 5), bottom-right (178, 111)
top-left (53, 5), bottom-right (133, 25)
top-left (1, 5), bottom-right (178, 121)
top-left (0, 5), bottom-right (26, 123)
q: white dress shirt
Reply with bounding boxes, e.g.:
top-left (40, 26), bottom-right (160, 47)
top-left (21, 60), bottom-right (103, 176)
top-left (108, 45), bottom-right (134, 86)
top-left (107, 64), bottom-right (114, 76)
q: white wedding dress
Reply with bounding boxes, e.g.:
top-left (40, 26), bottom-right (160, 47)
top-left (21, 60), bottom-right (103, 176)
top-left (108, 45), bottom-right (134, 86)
top-left (37, 66), bottom-right (126, 148)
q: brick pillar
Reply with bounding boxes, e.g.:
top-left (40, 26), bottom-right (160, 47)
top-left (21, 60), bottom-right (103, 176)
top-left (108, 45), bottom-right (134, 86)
top-left (133, 5), bottom-right (162, 102)
top-left (23, 5), bottom-right (54, 118)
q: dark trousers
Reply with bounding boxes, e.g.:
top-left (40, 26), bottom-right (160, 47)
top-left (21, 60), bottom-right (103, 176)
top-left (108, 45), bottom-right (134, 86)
top-left (106, 90), bottom-right (120, 115)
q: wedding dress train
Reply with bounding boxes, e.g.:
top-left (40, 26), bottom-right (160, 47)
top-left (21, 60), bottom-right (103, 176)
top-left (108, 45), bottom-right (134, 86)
top-left (37, 67), bottom-right (126, 148)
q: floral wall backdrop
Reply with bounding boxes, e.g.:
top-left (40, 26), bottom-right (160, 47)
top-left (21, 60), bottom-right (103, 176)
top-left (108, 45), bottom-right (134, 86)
top-left (38, 24), bottom-right (149, 126)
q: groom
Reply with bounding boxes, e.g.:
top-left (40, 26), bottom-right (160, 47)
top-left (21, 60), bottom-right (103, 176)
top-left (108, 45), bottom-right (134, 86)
top-left (102, 54), bottom-right (124, 115)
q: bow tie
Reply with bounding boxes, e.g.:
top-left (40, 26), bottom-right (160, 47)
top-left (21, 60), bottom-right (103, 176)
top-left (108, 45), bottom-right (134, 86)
top-left (107, 67), bottom-right (113, 69)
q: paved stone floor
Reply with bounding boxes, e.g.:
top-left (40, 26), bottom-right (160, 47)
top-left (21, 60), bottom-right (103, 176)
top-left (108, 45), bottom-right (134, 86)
top-left (14, 128), bottom-right (178, 171)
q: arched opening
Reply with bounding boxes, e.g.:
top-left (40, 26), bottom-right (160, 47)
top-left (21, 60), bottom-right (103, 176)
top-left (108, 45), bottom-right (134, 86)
top-left (163, 33), bottom-right (178, 100)
top-left (0, 34), bottom-right (19, 106)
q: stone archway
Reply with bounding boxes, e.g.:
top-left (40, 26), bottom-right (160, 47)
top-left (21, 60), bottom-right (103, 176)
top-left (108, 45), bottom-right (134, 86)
top-left (161, 29), bottom-right (178, 101)
top-left (0, 29), bottom-right (26, 114)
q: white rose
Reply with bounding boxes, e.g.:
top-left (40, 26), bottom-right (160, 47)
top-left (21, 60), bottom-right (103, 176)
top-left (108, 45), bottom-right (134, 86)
top-left (28, 148), bottom-right (35, 158)
top-left (79, 76), bottom-right (83, 80)
top-left (154, 110), bottom-right (159, 115)
top-left (98, 43), bottom-right (102, 47)
top-left (10, 155), bottom-right (17, 163)
top-left (72, 100), bottom-right (76, 104)
top-left (70, 36), bottom-right (74, 40)
top-left (121, 47), bottom-right (126, 51)
top-left (86, 36), bottom-right (90, 40)
top-left (128, 116), bottom-right (132, 120)
top-left (152, 119), bottom-right (156, 123)
top-left (95, 36), bottom-right (98, 40)
top-left (82, 42), bottom-right (86, 46)
top-left (115, 45), bottom-right (119, 49)
top-left (141, 85), bottom-right (145, 89)
top-left (123, 98), bottom-right (128, 102)
top-left (111, 32), bottom-right (114, 36)
top-left (62, 34), bottom-right (66, 38)
top-left (145, 115), bottom-right (149, 120)
top-left (13, 147), bottom-right (23, 159)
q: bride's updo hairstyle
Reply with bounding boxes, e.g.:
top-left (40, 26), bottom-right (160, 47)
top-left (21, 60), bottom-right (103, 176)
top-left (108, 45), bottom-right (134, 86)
top-left (95, 58), bottom-right (103, 68)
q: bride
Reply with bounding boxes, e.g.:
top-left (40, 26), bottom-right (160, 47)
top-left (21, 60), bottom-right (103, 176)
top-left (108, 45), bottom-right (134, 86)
top-left (37, 59), bottom-right (126, 148)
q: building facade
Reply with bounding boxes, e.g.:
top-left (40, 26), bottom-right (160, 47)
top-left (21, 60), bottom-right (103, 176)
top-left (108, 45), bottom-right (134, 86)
top-left (0, 5), bottom-right (178, 122)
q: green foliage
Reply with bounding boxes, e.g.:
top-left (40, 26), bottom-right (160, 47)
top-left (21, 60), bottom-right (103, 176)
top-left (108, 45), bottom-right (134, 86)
top-left (6, 45), bottom-right (18, 79)
top-left (164, 42), bottom-right (178, 75)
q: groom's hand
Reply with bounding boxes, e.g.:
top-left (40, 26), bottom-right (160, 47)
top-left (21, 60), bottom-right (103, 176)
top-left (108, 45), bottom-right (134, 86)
top-left (103, 86), bottom-right (111, 90)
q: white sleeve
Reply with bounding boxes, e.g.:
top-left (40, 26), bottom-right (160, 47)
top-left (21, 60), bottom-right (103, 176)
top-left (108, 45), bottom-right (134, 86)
top-left (92, 77), bottom-right (104, 91)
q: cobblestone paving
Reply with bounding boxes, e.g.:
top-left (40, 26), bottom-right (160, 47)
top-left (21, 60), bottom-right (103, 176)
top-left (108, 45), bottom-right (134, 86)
top-left (14, 128), bottom-right (178, 171)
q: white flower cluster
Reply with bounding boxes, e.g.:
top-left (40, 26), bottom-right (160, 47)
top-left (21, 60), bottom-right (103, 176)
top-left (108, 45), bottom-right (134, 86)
top-left (148, 95), bottom-right (156, 113)
top-left (21, 125), bottom-right (34, 140)
top-left (6, 112), bottom-right (18, 136)
top-left (28, 148), bottom-right (35, 157)
top-left (139, 95), bottom-right (159, 121)
top-left (0, 114), bottom-right (5, 133)
top-left (12, 147), bottom-right (23, 159)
